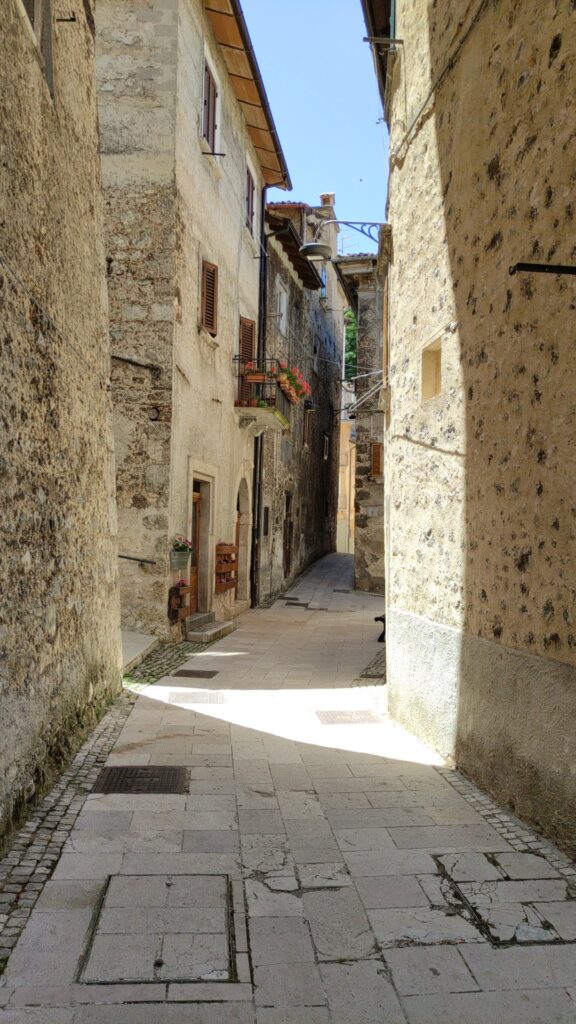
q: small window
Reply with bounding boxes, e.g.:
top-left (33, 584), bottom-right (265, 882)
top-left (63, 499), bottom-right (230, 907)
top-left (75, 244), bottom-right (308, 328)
top-left (263, 506), bottom-right (270, 537)
top-left (323, 433), bottom-right (329, 460)
top-left (371, 442), bottom-right (383, 478)
top-left (200, 260), bottom-right (218, 335)
top-left (421, 339), bottom-right (441, 400)
top-left (202, 60), bottom-right (218, 152)
top-left (320, 267), bottom-right (327, 299)
top-left (239, 316), bottom-right (256, 401)
top-left (277, 282), bottom-right (288, 335)
top-left (23, 0), bottom-right (54, 94)
top-left (245, 167), bottom-right (255, 234)
top-left (303, 409), bottom-right (313, 448)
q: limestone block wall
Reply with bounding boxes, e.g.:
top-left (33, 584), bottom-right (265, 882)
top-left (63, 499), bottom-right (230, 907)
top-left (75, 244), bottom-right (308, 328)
top-left (258, 220), bottom-right (342, 604)
top-left (385, 0), bottom-right (576, 852)
top-left (97, 0), bottom-right (178, 634)
top-left (0, 0), bottom-right (121, 839)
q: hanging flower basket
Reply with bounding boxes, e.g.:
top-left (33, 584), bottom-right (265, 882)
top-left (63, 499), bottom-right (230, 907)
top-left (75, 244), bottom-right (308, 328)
top-left (170, 549), bottom-right (190, 571)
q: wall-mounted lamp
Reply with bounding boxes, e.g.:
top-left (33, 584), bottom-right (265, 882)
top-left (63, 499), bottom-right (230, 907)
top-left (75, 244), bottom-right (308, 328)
top-left (299, 220), bottom-right (384, 262)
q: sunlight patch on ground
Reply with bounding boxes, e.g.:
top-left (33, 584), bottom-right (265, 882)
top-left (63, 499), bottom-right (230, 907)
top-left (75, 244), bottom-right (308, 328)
top-left (139, 683), bottom-right (444, 767)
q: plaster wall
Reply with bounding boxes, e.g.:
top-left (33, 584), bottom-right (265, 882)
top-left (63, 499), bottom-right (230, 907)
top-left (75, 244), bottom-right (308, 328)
top-left (0, 0), bottom-right (121, 838)
top-left (385, 0), bottom-right (576, 852)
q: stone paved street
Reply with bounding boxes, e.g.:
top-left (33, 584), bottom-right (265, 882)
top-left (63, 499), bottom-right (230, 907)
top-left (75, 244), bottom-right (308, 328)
top-left (1, 554), bottom-right (576, 1023)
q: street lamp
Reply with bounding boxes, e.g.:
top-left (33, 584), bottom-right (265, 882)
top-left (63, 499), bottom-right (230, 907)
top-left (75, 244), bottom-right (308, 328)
top-left (299, 220), bottom-right (384, 262)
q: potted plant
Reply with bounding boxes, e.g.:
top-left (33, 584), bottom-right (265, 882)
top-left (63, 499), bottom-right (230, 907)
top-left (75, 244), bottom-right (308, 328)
top-left (257, 399), bottom-right (267, 408)
top-left (170, 535), bottom-right (193, 570)
top-left (244, 360), bottom-right (267, 383)
top-left (248, 395), bottom-right (258, 407)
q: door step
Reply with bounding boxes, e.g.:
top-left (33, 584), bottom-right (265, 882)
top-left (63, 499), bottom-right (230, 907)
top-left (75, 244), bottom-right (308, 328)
top-left (186, 620), bottom-right (236, 643)
top-left (185, 612), bottom-right (215, 630)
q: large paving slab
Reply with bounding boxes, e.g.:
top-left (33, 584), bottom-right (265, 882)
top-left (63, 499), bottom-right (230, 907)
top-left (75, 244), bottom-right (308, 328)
top-left (1, 555), bottom-right (576, 1022)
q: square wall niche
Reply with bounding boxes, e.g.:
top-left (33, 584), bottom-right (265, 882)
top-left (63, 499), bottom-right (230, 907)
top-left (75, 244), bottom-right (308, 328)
top-left (421, 339), bottom-right (442, 400)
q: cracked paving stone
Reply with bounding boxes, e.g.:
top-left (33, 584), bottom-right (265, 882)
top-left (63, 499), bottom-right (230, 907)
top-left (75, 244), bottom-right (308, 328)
top-left (367, 905), bottom-right (485, 946)
top-left (303, 887), bottom-right (376, 960)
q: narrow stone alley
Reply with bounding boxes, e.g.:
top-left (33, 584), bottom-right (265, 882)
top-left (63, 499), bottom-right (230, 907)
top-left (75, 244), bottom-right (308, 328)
top-left (1, 555), bottom-right (576, 1023)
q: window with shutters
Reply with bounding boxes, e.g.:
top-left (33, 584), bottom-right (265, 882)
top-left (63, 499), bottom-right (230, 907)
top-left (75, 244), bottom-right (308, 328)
top-left (245, 167), bottom-right (255, 234)
top-left (303, 410), bottom-right (313, 448)
top-left (238, 317), bottom-right (256, 401)
top-left (202, 60), bottom-right (218, 152)
top-left (200, 261), bottom-right (218, 336)
top-left (22, 0), bottom-right (54, 94)
top-left (371, 442), bottom-right (383, 478)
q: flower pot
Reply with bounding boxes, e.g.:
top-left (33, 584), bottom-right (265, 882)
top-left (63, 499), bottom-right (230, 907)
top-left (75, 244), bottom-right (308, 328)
top-left (170, 549), bottom-right (190, 571)
top-left (245, 372), bottom-right (266, 383)
top-left (248, 398), bottom-right (258, 407)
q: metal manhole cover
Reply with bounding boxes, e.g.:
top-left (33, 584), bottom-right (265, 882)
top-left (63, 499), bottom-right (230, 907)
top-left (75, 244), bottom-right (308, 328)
top-left (173, 670), bottom-right (219, 679)
top-left (92, 766), bottom-right (188, 794)
top-left (169, 691), bottom-right (227, 704)
top-left (316, 710), bottom-right (382, 725)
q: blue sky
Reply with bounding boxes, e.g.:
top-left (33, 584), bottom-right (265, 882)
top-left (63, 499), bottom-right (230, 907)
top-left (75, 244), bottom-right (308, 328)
top-left (241, 0), bottom-right (389, 254)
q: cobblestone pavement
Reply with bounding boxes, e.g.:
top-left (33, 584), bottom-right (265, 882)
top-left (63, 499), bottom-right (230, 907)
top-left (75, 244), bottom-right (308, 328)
top-left (1, 553), bottom-right (575, 1023)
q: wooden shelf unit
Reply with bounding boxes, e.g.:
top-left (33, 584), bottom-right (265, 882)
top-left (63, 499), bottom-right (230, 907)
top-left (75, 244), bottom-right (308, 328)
top-left (215, 543), bottom-right (238, 593)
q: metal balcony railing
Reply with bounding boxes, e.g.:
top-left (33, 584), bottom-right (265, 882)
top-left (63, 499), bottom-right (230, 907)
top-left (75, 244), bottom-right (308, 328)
top-left (232, 357), bottom-right (291, 421)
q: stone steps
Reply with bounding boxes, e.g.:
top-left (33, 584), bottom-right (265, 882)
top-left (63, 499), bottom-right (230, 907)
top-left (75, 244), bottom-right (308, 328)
top-left (185, 612), bottom-right (215, 630)
top-left (185, 619), bottom-right (236, 643)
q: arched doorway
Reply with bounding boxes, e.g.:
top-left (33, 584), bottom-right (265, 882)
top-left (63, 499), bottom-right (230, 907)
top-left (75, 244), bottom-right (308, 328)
top-left (235, 478), bottom-right (251, 602)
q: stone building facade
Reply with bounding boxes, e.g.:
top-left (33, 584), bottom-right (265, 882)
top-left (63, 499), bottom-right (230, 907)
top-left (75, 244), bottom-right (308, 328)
top-left (336, 241), bottom-right (390, 594)
top-left (96, 0), bottom-right (290, 635)
top-left (363, 0), bottom-right (576, 852)
top-left (0, 0), bottom-right (122, 840)
top-left (255, 198), bottom-right (346, 603)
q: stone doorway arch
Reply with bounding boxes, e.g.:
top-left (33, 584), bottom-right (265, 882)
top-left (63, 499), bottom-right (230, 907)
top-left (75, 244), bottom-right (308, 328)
top-left (235, 477), bottom-right (251, 602)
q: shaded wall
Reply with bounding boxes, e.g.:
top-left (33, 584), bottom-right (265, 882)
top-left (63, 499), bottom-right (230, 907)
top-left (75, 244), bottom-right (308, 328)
top-left (0, 0), bottom-right (121, 839)
top-left (386, 0), bottom-right (576, 852)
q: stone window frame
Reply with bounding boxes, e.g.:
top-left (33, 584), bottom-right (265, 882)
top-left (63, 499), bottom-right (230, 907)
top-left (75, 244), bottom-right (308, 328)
top-left (276, 279), bottom-right (288, 336)
top-left (201, 53), bottom-right (220, 155)
top-left (18, 0), bottom-right (54, 95)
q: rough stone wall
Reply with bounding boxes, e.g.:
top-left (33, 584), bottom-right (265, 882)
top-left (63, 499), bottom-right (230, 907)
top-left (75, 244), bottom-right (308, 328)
top-left (352, 271), bottom-right (386, 594)
top-left (96, 0), bottom-right (178, 635)
top-left (385, 0), bottom-right (576, 852)
top-left (0, 0), bottom-right (121, 840)
top-left (258, 213), bottom-right (343, 603)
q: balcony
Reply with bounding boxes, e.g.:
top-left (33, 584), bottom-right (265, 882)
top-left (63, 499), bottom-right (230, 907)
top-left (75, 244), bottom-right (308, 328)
top-left (233, 359), bottom-right (291, 434)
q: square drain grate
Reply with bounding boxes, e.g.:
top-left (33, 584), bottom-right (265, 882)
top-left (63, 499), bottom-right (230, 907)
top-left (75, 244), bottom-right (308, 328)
top-left (173, 670), bottom-right (219, 679)
top-left (92, 766), bottom-right (188, 794)
top-left (316, 710), bottom-right (382, 725)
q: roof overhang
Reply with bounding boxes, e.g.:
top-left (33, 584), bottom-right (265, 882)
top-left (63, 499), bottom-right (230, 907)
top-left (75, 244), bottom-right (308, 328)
top-left (359, 0), bottom-right (393, 114)
top-left (204, 0), bottom-right (292, 190)
top-left (333, 255), bottom-right (379, 310)
top-left (266, 211), bottom-right (322, 290)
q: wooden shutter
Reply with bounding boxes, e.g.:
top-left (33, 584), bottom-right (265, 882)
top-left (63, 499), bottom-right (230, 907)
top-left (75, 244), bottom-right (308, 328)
top-left (371, 442), bottom-right (383, 477)
top-left (203, 61), bottom-right (217, 151)
top-left (245, 168), bottom-right (254, 233)
top-left (201, 261), bottom-right (218, 335)
top-left (239, 317), bottom-right (255, 400)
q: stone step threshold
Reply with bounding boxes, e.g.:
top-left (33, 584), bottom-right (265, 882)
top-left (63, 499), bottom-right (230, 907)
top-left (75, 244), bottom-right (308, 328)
top-left (185, 620), bottom-right (236, 643)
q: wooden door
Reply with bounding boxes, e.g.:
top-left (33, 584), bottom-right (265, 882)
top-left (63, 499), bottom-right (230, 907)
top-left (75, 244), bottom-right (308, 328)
top-left (188, 491), bottom-right (200, 614)
top-left (283, 492), bottom-right (293, 578)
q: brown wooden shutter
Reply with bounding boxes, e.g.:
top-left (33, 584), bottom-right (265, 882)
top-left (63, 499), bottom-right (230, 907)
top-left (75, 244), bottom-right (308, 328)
top-left (201, 261), bottom-right (218, 335)
top-left (203, 62), bottom-right (217, 151)
top-left (239, 317), bottom-right (255, 400)
top-left (245, 168), bottom-right (254, 233)
top-left (371, 442), bottom-right (383, 477)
